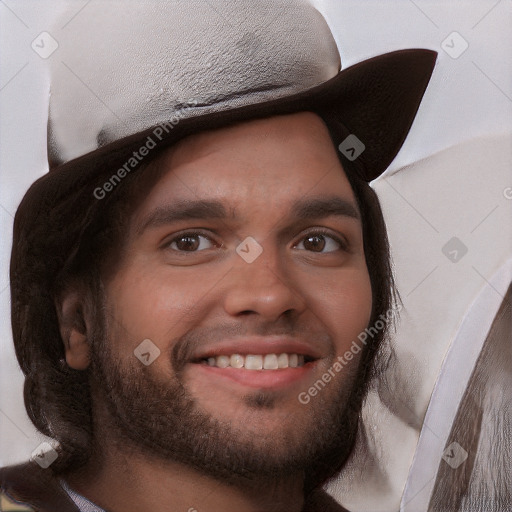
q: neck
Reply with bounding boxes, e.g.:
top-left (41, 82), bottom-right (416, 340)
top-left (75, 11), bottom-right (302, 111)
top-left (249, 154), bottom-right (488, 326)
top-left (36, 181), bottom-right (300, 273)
top-left (64, 450), bottom-right (304, 512)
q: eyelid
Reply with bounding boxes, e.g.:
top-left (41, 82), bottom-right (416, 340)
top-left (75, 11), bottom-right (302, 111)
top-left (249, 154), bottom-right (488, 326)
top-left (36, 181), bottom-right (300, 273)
top-left (293, 227), bottom-right (350, 252)
top-left (161, 229), bottom-right (222, 250)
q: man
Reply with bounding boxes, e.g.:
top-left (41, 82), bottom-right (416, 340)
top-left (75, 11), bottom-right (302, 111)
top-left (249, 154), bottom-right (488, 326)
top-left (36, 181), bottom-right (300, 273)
top-left (0, 1), bottom-right (436, 511)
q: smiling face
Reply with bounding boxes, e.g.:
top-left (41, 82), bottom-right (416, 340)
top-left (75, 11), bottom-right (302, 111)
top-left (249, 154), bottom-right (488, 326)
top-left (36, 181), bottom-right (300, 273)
top-left (77, 111), bottom-right (373, 486)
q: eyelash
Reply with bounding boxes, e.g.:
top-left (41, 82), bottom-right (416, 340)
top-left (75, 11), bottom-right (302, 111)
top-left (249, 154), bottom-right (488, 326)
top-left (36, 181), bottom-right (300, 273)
top-left (295, 228), bottom-right (349, 252)
top-left (163, 230), bottom-right (220, 251)
top-left (163, 228), bottom-right (349, 253)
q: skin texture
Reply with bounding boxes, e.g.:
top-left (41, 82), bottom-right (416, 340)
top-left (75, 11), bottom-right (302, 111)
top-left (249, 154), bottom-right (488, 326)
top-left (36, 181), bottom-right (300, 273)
top-left (58, 112), bottom-right (373, 512)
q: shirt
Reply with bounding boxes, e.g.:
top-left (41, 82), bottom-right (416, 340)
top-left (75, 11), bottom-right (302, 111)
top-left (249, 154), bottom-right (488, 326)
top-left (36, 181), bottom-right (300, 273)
top-left (59, 479), bottom-right (106, 512)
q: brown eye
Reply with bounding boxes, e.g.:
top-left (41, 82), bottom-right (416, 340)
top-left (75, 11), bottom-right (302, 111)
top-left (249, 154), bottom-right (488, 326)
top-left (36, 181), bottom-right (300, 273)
top-left (168, 234), bottom-right (214, 252)
top-left (303, 235), bottom-right (326, 252)
top-left (295, 232), bottom-right (344, 253)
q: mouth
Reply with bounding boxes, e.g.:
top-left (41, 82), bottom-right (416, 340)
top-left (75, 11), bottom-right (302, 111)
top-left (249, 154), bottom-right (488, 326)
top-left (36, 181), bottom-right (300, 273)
top-left (188, 345), bottom-right (321, 389)
top-left (198, 352), bottom-right (315, 370)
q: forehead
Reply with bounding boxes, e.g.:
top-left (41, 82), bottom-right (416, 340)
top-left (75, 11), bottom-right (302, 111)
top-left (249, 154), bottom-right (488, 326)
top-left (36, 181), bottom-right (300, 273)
top-left (132, 111), bottom-right (359, 223)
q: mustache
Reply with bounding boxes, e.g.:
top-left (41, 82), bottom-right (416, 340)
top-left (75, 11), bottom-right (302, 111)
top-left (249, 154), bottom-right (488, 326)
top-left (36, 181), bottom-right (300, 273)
top-left (171, 320), bottom-right (334, 374)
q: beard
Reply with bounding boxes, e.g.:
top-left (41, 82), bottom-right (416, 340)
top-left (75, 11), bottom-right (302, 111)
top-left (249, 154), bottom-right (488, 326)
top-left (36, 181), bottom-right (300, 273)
top-left (88, 305), bottom-right (370, 493)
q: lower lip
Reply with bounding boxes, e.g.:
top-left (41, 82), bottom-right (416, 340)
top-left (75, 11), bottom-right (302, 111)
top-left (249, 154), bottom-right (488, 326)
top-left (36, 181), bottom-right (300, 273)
top-left (190, 362), bottom-right (317, 389)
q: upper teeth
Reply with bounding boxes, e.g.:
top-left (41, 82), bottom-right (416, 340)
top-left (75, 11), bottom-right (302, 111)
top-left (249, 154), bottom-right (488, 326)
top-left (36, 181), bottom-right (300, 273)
top-left (205, 353), bottom-right (305, 370)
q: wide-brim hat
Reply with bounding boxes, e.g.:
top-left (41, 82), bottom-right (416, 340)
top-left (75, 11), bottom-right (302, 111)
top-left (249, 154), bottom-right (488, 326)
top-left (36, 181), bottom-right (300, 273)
top-left (17, 0), bottom-right (437, 232)
top-left (10, 1), bottom-right (436, 374)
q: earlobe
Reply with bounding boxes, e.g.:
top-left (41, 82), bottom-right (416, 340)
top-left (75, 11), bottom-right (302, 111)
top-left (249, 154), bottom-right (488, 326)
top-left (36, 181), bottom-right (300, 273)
top-left (56, 290), bottom-right (92, 370)
top-left (65, 330), bottom-right (91, 370)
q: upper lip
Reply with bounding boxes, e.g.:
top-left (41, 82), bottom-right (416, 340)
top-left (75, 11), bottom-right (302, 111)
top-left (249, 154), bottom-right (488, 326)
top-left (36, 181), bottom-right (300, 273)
top-left (190, 336), bottom-right (324, 362)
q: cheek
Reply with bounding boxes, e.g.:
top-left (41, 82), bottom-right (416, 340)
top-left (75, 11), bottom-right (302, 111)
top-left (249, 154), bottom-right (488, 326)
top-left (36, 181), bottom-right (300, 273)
top-left (105, 265), bottom-right (216, 356)
top-left (309, 268), bottom-right (373, 354)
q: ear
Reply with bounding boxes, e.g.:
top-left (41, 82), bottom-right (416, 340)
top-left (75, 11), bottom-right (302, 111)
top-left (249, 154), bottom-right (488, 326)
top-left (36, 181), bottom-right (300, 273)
top-left (55, 289), bottom-right (92, 370)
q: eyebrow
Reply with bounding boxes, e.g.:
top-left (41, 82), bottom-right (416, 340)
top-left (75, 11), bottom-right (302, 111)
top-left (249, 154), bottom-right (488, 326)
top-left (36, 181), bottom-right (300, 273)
top-left (136, 195), bottom-right (360, 235)
top-left (136, 200), bottom-right (229, 235)
top-left (291, 196), bottom-right (360, 221)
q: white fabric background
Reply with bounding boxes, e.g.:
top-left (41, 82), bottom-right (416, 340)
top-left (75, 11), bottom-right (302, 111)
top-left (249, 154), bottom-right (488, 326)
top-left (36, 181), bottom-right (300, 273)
top-left (1, 1), bottom-right (511, 510)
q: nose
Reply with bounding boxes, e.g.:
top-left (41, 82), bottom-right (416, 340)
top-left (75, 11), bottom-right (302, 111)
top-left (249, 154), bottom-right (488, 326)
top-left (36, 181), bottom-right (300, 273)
top-left (222, 246), bottom-right (307, 321)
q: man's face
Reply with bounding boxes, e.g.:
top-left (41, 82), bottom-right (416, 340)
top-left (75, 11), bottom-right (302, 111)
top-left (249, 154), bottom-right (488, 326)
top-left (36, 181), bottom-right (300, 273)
top-left (89, 111), bottom-right (373, 483)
